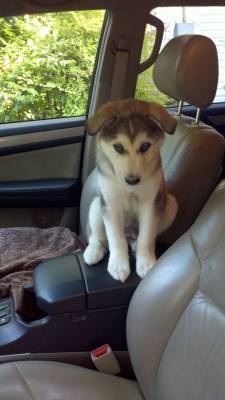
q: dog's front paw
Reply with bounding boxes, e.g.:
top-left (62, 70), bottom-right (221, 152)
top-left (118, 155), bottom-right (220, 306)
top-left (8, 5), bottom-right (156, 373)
top-left (136, 253), bottom-right (156, 278)
top-left (83, 243), bottom-right (106, 265)
top-left (107, 255), bottom-right (130, 282)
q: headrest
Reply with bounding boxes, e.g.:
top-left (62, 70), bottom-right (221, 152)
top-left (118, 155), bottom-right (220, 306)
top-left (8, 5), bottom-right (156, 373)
top-left (153, 34), bottom-right (218, 109)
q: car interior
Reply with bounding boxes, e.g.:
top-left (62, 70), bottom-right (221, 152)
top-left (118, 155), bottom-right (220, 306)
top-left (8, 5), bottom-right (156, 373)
top-left (0, 0), bottom-right (225, 399)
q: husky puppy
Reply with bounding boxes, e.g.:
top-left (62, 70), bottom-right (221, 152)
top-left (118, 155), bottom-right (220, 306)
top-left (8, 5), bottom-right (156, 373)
top-left (83, 99), bottom-right (178, 282)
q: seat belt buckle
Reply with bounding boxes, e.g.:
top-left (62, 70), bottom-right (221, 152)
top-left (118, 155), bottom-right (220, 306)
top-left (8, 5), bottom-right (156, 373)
top-left (91, 344), bottom-right (121, 375)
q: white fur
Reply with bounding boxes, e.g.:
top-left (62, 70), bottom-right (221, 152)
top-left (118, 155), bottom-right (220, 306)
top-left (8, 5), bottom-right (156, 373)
top-left (83, 167), bottom-right (177, 282)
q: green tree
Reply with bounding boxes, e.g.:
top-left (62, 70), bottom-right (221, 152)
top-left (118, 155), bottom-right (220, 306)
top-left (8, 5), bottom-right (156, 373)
top-left (135, 28), bottom-right (175, 106)
top-left (0, 11), bottom-right (105, 122)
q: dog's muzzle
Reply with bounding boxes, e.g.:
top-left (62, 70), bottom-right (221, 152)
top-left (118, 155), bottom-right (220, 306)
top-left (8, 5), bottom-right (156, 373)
top-left (125, 175), bottom-right (140, 185)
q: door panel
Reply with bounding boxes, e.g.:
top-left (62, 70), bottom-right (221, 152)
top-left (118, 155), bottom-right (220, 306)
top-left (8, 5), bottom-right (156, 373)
top-left (0, 207), bottom-right (66, 229)
top-left (0, 179), bottom-right (80, 207)
top-left (0, 122), bottom-right (84, 229)
top-left (0, 142), bottom-right (83, 181)
top-left (0, 125), bottom-right (84, 153)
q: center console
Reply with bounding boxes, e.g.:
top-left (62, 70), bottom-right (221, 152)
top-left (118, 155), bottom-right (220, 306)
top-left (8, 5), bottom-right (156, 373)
top-left (0, 252), bottom-right (140, 355)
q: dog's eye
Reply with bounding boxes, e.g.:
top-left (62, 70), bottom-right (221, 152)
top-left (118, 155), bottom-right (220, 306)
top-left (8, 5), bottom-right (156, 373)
top-left (139, 142), bottom-right (151, 153)
top-left (113, 143), bottom-right (125, 154)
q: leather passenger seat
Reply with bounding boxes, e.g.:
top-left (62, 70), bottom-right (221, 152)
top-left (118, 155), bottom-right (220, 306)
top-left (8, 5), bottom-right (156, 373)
top-left (80, 34), bottom-right (225, 246)
top-left (0, 181), bottom-right (225, 399)
top-left (153, 34), bottom-right (225, 244)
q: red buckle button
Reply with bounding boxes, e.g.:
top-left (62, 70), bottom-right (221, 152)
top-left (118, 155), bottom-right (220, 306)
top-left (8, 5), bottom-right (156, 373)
top-left (91, 343), bottom-right (121, 375)
top-left (91, 344), bottom-right (109, 358)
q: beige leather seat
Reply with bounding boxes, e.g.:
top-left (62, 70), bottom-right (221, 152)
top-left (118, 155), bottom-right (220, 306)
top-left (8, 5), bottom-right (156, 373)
top-left (153, 34), bottom-right (225, 244)
top-left (80, 34), bottom-right (225, 246)
top-left (1, 179), bottom-right (225, 399)
top-left (127, 179), bottom-right (225, 400)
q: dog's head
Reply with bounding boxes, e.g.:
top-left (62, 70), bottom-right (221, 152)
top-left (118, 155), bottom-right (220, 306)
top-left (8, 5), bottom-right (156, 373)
top-left (86, 99), bottom-right (177, 186)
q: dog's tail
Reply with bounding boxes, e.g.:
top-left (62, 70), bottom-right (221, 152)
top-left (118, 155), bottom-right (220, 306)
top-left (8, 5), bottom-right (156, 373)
top-left (158, 193), bottom-right (178, 235)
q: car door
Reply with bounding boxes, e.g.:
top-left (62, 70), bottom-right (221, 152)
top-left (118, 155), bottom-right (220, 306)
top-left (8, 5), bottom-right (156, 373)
top-left (0, 9), bottom-right (106, 230)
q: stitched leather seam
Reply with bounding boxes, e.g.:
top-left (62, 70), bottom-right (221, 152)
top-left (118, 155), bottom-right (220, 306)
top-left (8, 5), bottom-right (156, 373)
top-left (189, 230), bottom-right (202, 279)
top-left (14, 362), bottom-right (37, 400)
top-left (189, 230), bottom-right (225, 314)
top-left (153, 236), bottom-right (201, 390)
top-left (200, 288), bottom-right (225, 316)
top-left (190, 215), bottom-right (225, 263)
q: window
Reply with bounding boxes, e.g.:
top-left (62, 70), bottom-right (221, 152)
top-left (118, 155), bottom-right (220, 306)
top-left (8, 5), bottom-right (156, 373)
top-left (0, 10), bottom-right (105, 122)
top-left (136, 6), bottom-right (225, 105)
top-left (135, 23), bottom-right (175, 107)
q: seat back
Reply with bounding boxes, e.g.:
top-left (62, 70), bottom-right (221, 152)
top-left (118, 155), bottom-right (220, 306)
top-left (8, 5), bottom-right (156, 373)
top-left (80, 35), bottom-right (224, 245)
top-left (153, 34), bottom-right (224, 244)
top-left (160, 114), bottom-right (224, 243)
top-left (126, 179), bottom-right (225, 400)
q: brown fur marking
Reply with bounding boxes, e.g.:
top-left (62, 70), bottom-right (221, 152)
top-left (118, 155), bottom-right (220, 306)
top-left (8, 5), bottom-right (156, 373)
top-left (155, 181), bottom-right (167, 212)
top-left (87, 98), bottom-right (177, 136)
top-left (99, 114), bottom-right (164, 143)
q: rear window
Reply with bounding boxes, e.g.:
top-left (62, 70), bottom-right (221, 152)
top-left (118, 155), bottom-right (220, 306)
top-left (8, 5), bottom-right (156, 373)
top-left (0, 10), bottom-right (105, 122)
top-left (136, 6), bottom-right (225, 105)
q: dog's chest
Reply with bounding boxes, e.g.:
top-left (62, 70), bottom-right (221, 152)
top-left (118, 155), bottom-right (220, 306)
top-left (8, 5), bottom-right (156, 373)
top-left (124, 193), bottom-right (139, 238)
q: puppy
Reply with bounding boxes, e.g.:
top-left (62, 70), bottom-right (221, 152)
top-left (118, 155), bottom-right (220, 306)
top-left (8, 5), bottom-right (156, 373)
top-left (83, 99), bottom-right (178, 282)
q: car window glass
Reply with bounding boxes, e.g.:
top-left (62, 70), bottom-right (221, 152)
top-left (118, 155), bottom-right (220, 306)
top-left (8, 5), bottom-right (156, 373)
top-left (136, 6), bottom-right (224, 105)
top-left (0, 10), bottom-right (105, 122)
top-left (136, 24), bottom-right (173, 105)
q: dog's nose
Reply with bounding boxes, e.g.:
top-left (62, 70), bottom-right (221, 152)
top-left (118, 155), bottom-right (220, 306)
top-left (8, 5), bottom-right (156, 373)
top-left (125, 175), bottom-right (140, 185)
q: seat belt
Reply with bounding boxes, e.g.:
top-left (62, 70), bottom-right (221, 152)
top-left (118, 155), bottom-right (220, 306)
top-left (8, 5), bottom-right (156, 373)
top-left (110, 38), bottom-right (130, 101)
top-left (91, 344), bottom-right (121, 375)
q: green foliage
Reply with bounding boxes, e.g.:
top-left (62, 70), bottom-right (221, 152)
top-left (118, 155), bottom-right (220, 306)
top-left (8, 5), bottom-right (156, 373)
top-left (135, 29), bottom-right (175, 106)
top-left (0, 12), bottom-right (176, 123)
top-left (0, 11), bottom-right (105, 122)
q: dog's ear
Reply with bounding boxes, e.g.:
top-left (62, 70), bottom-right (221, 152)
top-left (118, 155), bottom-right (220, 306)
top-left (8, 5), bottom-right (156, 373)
top-left (145, 102), bottom-right (177, 135)
top-left (86, 103), bottom-right (117, 136)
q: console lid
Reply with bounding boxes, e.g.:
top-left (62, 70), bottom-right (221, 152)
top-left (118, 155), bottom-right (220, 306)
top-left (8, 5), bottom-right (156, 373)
top-left (34, 254), bottom-right (86, 314)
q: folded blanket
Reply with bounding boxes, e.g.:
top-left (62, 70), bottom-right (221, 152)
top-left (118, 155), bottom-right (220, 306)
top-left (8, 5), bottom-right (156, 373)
top-left (0, 227), bottom-right (83, 297)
